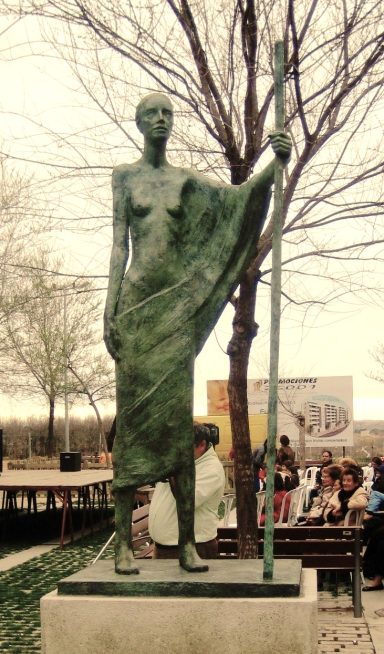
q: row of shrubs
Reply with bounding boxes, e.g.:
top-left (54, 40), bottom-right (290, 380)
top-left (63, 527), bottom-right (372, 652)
top-left (1, 415), bottom-right (115, 459)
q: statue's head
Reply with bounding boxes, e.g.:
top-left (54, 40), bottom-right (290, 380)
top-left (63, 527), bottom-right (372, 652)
top-left (135, 93), bottom-right (174, 141)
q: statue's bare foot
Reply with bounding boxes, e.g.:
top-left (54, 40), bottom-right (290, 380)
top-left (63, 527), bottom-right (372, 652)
top-left (115, 541), bottom-right (139, 575)
top-left (179, 543), bottom-right (209, 573)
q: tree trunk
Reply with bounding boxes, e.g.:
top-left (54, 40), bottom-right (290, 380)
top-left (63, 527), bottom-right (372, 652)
top-left (67, 364), bottom-right (111, 468)
top-left (227, 272), bottom-right (259, 558)
top-left (47, 396), bottom-right (55, 457)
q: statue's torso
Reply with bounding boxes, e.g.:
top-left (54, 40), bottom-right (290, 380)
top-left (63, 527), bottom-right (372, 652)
top-left (119, 163), bottom-right (193, 304)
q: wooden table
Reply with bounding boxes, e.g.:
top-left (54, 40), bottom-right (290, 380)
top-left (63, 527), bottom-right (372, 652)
top-left (0, 469), bottom-right (113, 547)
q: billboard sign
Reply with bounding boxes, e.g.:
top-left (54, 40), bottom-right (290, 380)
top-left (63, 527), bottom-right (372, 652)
top-left (207, 376), bottom-right (353, 447)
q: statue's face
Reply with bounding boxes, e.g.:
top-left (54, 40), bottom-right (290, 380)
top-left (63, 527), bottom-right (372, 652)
top-left (136, 94), bottom-right (173, 142)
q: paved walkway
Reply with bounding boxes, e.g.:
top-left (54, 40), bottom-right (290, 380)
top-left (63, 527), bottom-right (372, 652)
top-left (317, 584), bottom-right (384, 654)
top-left (0, 536), bottom-right (384, 653)
top-left (361, 591), bottom-right (384, 654)
top-left (318, 615), bottom-right (374, 653)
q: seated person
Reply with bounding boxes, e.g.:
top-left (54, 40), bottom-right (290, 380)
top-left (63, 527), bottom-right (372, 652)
top-left (253, 440), bottom-right (267, 492)
top-left (258, 463), bottom-right (266, 491)
top-left (310, 450), bottom-right (333, 501)
top-left (365, 456), bottom-right (382, 483)
top-left (281, 461), bottom-right (300, 490)
top-left (259, 473), bottom-right (290, 525)
top-left (281, 460), bottom-right (293, 476)
top-left (362, 524), bottom-right (384, 591)
top-left (365, 465), bottom-right (384, 513)
top-left (149, 422), bottom-right (225, 559)
top-left (362, 464), bottom-right (384, 543)
top-left (324, 467), bottom-right (368, 526)
top-left (305, 464), bottom-right (341, 525)
top-left (337, 457), bottom-right (364, 483)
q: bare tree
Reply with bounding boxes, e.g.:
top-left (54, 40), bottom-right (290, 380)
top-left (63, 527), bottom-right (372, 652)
top-left (0, 156), bottom-right (49, 307)
top-left (368, 343), bottom-right (384, 384)
top-left (0, 249), bottom-right (114, 455)
top-left (67, 357), bottom-right (114, 465)
top-left (1, 0), bottom-right (383, 555)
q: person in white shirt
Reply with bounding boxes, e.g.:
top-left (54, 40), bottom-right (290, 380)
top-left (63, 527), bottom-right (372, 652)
top-left (149, 422), bottom-right (225, 559)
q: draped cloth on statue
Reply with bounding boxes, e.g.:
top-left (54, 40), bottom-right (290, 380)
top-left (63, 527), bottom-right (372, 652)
top-left (112, 169), bottom-right (272, 490)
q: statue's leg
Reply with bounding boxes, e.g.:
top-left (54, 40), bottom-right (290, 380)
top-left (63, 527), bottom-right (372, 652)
top-left (114, 487), bottom-right (139, 575)
top-left (173, 465), bottom-right (209, 573)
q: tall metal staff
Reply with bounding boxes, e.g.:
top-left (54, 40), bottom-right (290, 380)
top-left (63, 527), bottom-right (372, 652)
top-left (263, 40), bottom-right (285, 580)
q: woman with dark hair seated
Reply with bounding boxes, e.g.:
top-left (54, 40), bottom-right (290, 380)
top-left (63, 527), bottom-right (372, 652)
top-left (281, 461), bottom-right (300, 491)
top-left (337, 457), bottom-right (364, 484)
top-left (324, 467), bottom-right (368, 526)
top-left (259, 473), bottom-right (290, 525)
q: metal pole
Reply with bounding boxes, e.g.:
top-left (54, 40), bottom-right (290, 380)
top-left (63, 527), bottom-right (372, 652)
top-left (298, 415), bottom-right (306, 473)
top-left (64, 292), bottom-right (70, 451)
top-left (263, 40), bottom-right (285, 580)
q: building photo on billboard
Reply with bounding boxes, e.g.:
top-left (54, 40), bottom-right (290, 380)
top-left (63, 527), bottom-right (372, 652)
top-left (206, 376), bottom-right (353, 448)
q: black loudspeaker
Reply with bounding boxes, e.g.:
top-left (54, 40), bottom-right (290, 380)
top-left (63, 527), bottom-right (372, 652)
top-left (0, 429), bottom-right (3, 473)
top-left (60, 451), bottom-right (81, 472)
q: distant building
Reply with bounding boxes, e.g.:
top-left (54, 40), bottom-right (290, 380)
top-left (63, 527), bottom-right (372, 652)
top-left (303, 399), bottom-right (350, 438)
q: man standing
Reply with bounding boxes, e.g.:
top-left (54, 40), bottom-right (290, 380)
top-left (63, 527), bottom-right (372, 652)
top-left (276, 434), bottom-right (295, 465)
top-left (149, 423), bottom-right (225, 559)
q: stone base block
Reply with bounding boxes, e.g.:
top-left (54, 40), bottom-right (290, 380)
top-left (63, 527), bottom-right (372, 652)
top-left (41, 568), bottom-right (318, 654)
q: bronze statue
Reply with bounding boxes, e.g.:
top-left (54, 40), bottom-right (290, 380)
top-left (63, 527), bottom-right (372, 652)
top-left (104, 92), bottom-right (291, 574)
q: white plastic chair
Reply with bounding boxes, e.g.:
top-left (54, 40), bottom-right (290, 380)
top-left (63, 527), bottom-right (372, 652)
top-left (344, 508), bottom-right (365, 526)
top-left (256, 491), bottom-right (266, 526)
top-left (296, 484), bottom-right (308, 519)
top-left (286, 485), bottom-right (307, 525)
top-left (302, 466), bottom-right (320, 507)
top-left (222, 493), bottom-right (235, 526)
top-left (276, 487), bottom-right (302, 526)
top-left (362, 465), bottom-right (373, 482)
top-left (303, 466), bottom-right (320, 486)
top-left (363, 481), bottom-right (373, 495)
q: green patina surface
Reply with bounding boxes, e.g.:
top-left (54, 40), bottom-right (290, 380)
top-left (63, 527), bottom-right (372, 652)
top-left (58, 558), bottom-right (302, 598)
top-left (103, 92), bottom-right (290, 573)
top-left (264, 39), bottom-right (285, 580)
top-left (107, 95), bottom-right (276, 493)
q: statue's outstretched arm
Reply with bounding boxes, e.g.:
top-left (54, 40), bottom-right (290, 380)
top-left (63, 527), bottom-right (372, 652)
top-left (238, 131), bottom-right (291, 232)
top-left (104, 167), bottom-right (130, 361)
top-left (247, 131), bottom-right (291, 190)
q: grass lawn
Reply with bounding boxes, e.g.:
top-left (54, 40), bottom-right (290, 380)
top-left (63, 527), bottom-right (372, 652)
top-left (0, 526), bottom-right (115, 653)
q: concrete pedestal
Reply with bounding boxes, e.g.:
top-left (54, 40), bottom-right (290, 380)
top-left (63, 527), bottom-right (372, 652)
top-left (41, 561), bottom-right (318, 654)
